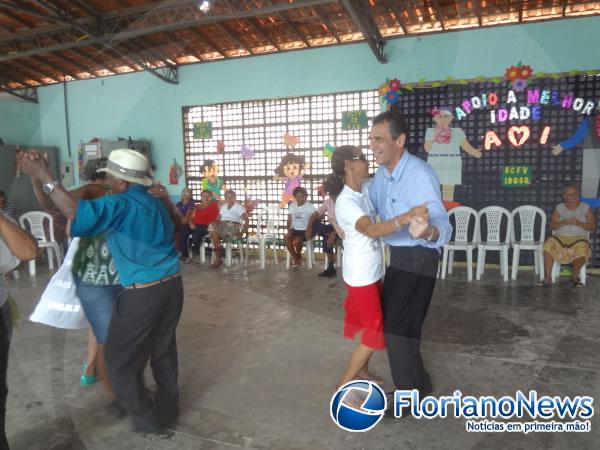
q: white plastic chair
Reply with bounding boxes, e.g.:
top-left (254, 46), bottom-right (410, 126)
top-left (199, 234), bottom-right (214, 264)
top-left (550, 231), bottom-right (590, 285)
top-left (224, 218), bottom-right (246, 267)
top-left (19, 211), bottom-right (63, 276)
top-left (246, 205), bottom-right (279, 270)
top-left (441, 206), bottom-right (479, 281)
top-left (510, 205), bottom-right (547, 281)
top-left (286, 238), bottom-right (315, 270)
top-left (476, 206), bottom-right (511, 281)
top-left (198, 221), bottom-right (245, 267)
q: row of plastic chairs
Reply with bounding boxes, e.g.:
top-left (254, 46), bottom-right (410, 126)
top-left (441, 205), bottom-right (588, 284)
top-left (199, 204), bottom-right (340, 270)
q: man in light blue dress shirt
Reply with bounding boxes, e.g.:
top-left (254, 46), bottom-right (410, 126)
top-left (369, 111), bottom-right (451, 407)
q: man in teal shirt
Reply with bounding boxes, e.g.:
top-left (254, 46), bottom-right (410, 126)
top-left (18, 149), bottom-right (183, 433)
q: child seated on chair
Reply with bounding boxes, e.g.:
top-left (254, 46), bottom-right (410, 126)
top-left (190, 190), bottom-right (220, 260)
top-left (285, 187), bottom-right (316, 268)
top-left (210, 190), bottom-right (248, 268)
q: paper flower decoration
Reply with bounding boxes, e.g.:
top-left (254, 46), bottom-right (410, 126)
top-left (283, 133), bottom-right (300, 149)
top-left (240, 144), bottom-right (255, 160)
top-left (504, 66), bottom-right (521, 81)
top-left (385, 90), bottom-right (400, 105)
top-left (216, 140), bottom-right (225, 154)
top-left (505, 63), bottom-right (534, 91)
top-left (377, 82), bottom-right (390, 96)
top-left (512, 78), bottom-right (528, 93)
top-left (323, 143), bottom-right (335, 160)
top-left (379, 78), bottom-right (404, 109)
top-left (389, 78), bottom-right (401, 91)
top-left (518, 65), bottom-right (533, 79)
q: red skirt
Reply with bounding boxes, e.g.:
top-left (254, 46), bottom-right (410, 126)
top-left (343, 281), bottom-right (385, 350)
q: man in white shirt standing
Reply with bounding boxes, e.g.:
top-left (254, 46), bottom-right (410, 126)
top-left (285, 187), bottom-right (316, 268)
top-left (0, 212), bottom-right (37, 448)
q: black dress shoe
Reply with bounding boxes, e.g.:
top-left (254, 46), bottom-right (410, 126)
top-left (384, 393), bottom-right (412, 419)
top-left (132, 419), bottom-right (164, 435)
top-left (419, 373), bottom-right (433, 397)
top-left (318, 267), bottom-right (337, 277)
top-left (107, 402), bottom-right (127, 419)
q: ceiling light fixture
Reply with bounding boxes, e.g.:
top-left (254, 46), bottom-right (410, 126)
top-left (198, 1), bottom-right (213, 13)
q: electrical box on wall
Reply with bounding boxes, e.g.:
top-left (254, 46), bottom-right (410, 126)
top-left (77, 138), bottom-right (152, 181)
top-left (60, 161), bottom-right (74, 187)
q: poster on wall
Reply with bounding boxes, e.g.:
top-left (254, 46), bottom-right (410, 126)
top-left (501, 166), bottom-right (533, 188)
top-left (386, 69), bottom-right (597, 209)
top-left (193, 122), bottom-right (213, 139)
top-left (341, 111), bottom-right (368, 130)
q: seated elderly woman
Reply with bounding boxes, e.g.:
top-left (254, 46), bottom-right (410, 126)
top-left (540, 184), bottom-right (596, 287)
top-left (209, 190), bottom-right (248, 268)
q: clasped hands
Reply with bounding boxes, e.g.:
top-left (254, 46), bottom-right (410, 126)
top-left (406, 204), bottom-right (431, 240)
top-left (15, 150), bottom-right (52, 181)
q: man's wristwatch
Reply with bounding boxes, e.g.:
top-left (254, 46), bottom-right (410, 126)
top-left (42, 180), bottom-right (59, 194)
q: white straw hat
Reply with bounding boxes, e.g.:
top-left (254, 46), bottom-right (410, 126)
top-left (97, 149), bottom-right (153, 186)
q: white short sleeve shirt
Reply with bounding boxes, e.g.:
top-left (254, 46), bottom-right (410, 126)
top-left (0, 213), bottom-right (21, 307)
top-left (219, 203), bottom-right (246, 223)
top-left (335, 185), bottom-right (384, 286)
top-left (288, 202), bottom-right (316, 230)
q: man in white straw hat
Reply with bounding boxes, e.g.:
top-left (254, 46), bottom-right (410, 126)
top-left (18, 148), bottom-right (183, 433)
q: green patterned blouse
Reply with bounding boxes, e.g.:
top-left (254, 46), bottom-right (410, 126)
top-left (72, 235), bottom-right (120, 285)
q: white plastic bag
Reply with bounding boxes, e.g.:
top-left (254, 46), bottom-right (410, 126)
top-left (29, 237), bottom-right (89, 330)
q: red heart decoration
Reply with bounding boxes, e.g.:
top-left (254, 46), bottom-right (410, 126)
top-left (508, 126), bottom-right (530, 147)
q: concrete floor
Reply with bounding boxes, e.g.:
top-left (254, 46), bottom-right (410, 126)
top-left (4, 256), bottom-right (600, 449)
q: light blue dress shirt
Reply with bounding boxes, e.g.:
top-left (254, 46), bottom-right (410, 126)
top-left (368, 150), bottom-right (451, 250)
top-left (70, 184), bottom-right (180, 286)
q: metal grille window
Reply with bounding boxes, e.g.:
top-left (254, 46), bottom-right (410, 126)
top-left (182, 91), bottom-right (380, 240)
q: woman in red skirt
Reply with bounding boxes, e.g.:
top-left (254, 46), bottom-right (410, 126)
top-left (326, 146), bottom-right (427, 389)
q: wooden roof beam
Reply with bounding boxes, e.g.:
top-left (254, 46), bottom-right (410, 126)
top-left (474, 0), bottom-right (483, 26)
top-left (190, 28), bottom-right (229, 58)
top-left (340, 0), bottom-right (387, 63)
top-left (214, 23), bottom-right (254, 54)
top-left (166, 31), bottom-right (205, 61)
top-left (383, 0), bottom-right (408, 34)
top-left (30, 55), bottom-right (79, 80)
top-left (68, 47), bottom-right (116, 74)
top-left (432, 0), bottom-right (446, 30)
top-left (312, 5), bottom-right (341, 43)
top-left (265, 1), bottom-right (310, 48)
top-left (15, 58), bottom-right (57, 82)
top-left (220, 0), bottom-right (281, 50)
top-left (0, 5), bottom-right (36, 28)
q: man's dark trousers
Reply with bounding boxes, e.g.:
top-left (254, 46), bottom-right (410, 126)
top-left (1, 301), bottom-right (13, 449)
top-left (106, 276), bottom-right (184, 430)
top-left (382, 246), bottom-right (439, 392)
